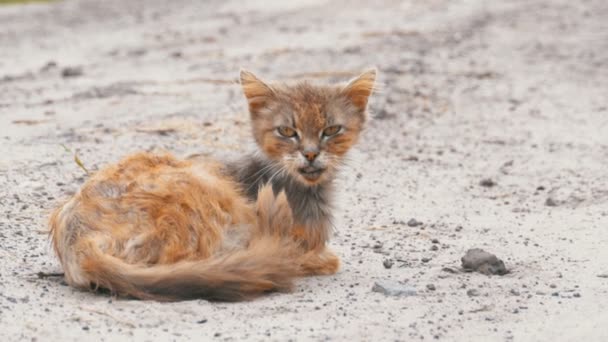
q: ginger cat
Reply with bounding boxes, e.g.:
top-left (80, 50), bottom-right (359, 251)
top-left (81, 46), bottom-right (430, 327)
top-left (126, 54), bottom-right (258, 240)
top-left (49, 69), bottom-right (376, 301)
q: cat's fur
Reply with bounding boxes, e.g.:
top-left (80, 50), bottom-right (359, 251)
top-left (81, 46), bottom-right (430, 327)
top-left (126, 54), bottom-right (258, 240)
top-left (49, 69), bottom-right (376, 301)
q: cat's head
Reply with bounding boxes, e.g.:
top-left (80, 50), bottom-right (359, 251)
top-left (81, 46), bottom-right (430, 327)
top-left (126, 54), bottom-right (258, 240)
top-left (240, 69), bottom-right (376, 185)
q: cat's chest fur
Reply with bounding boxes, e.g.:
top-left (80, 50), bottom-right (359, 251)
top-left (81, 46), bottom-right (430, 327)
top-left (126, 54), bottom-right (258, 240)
top-left (226, 156), bottom-right (333, 229)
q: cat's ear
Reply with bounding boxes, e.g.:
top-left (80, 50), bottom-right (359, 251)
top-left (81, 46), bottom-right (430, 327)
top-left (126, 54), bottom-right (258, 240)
top-left (341, 69), bottom-right (377, 111)
top-left (240, 70), bottom-right (274, 116)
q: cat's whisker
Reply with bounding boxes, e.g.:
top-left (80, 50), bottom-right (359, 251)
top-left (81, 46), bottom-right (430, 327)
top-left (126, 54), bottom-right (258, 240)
top-left (245, 163), bottom-right (278, 193)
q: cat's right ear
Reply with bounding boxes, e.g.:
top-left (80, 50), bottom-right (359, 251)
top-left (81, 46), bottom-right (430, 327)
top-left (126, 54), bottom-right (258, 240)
top-left (240, 70), bottom-right (274, 116)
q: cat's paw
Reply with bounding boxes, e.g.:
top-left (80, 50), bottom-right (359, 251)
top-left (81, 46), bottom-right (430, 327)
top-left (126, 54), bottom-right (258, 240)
top-left (255, 185), bottom-right (293, 238)
top-left (300, 248), bottom-right (340, 276)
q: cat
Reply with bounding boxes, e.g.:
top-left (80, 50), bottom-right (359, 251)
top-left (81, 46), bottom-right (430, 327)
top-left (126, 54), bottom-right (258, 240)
top-left (49, 69), bottom-right (376, 301)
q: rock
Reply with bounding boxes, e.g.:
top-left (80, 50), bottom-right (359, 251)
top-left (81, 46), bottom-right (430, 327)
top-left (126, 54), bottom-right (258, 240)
top-left (426, 284), bottom-right (436, 291)
top-left (407, 218), bottom-right (422, 227)
top-left (61, 66), bottom-right (83, 78)
top-left (479, 178), bottom-right (497, 187)
top-left (461, 248), bottom-right (508, 275)
top-left (545, 197), bottom-right (559, 207)
top-left (372, 280), bottom-right (416, 297)
top-left (467, 289), bottom-right (480, 297)
top-left (383, 259), bottom-right (394, 269)
top-left (442, 267), bottom-right (457, 274)
top-left (545, 187), bottom-right (585, 207)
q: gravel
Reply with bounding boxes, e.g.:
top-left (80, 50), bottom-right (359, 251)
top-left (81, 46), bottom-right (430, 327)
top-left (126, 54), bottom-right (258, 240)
top-left (372, 280), bottom-right (417, 297)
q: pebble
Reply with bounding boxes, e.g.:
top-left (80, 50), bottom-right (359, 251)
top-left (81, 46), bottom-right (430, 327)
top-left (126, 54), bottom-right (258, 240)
top-left (461, 248), bottom-right (508, 275)
top-left (426, 284), bottom-right (436, 291)
top-left (480, 178), bottom-right (497, 187)
top-left (383, 259), bottom-right (394, 269)
top-left (372, 280), bottom-right (417, 297)
top-left (545, 197), bottom-right (559, 206)
top-left (407, 218), bottom-right (423, 227)
top-left (61, 66), bottom-right (83, 78)
top-left (467, 289), bottom-right (481, 297)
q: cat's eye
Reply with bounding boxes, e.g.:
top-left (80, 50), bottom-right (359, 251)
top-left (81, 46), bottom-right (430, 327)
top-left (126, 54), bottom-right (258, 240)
top-left (322, 125), bottom-right (342, 137)
top-left (277, 126), bottom-right (297, 138)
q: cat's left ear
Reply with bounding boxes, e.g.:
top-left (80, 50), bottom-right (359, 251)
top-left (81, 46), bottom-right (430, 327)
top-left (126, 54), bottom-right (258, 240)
top-left (240, 69), bottom-right (275, 116)
top-left (341, 68), bottom-right (377, 111)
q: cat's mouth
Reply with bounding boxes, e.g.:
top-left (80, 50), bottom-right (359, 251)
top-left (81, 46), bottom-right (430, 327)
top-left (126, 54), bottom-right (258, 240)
top-left (298, 166), bottom-right (326, 181)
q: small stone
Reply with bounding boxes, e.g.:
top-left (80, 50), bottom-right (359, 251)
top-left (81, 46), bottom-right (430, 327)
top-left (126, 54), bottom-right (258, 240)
top-left (442, 267), bottom-right (457, 274)
top-left (421, 257), bottom-right (431, 263)
top-left (431, 239), bottom-right (439, 244)
top-left (461, 248), bottom-right (508, 275)
top-left (573, 293), bottom-right (581, 298)
top-left (455, 225), bottom-right (463, 232)
top-left (61, 66), bottom-right (83, 78)
top-left (467, 289), bottom-right (480, 297)
top-left (510, 289), bottom-right (520, 296)
top-left (197, 319), bottom-right (208, 324)
top-left (383, 259), bottom-right (394, 269)
top-left (372, 280), bottom-right (417, 297)
top-left (407, 218), bottom-right (422, 227)
top-left (545, 197), bottom-right (559, 207)
top-left (430, 245), bottom-right (439, 251)
top-left (82, 326), bottom-right (90, 331)
top-left (480, 178), bottom-right (497, 187)
top-left (426, 284), bottom-right (436, 291)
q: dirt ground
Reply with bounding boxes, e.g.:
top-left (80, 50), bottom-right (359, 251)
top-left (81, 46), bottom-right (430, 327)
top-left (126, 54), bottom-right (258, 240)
top-left (1, 0), bottom-right (607, 341)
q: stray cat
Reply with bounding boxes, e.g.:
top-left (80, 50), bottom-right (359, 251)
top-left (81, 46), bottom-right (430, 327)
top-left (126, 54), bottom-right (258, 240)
top-left (49, 69), bottom-right (376, 301)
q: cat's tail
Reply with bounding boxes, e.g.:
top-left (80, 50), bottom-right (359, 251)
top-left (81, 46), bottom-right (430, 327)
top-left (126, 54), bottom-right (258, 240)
top-left (74, 185), bottom-right (302, 301)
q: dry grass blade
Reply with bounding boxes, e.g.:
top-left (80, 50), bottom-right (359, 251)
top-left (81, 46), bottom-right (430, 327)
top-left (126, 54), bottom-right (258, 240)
top-left (36, 271), bottom-right (64, 279)
top-left (60, 144), bottom-right (89, 175)
top-left (12, 119), bottom-right (50, 125)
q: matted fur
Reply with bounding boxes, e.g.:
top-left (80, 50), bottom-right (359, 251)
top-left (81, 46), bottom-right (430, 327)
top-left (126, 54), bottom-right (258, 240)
top-left (49, 69), bottom-right (376, 301)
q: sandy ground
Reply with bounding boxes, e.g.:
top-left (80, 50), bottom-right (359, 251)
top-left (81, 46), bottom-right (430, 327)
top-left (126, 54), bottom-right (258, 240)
top-left (1, 0), bottom-right (608, 341)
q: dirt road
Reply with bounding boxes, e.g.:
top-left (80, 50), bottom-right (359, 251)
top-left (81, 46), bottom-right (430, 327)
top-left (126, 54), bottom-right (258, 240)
top-left (1, 0), bottom-right (607, 340)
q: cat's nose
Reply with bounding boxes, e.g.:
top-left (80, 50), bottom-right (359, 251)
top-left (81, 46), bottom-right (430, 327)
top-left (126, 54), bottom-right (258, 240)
top-left (302, 149), bottom-right (319, 162)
